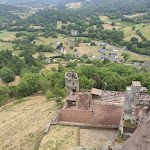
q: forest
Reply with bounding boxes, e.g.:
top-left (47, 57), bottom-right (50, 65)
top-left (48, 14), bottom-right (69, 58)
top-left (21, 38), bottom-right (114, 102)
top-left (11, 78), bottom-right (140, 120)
top-left (0, 50), bottom-right (150, 106)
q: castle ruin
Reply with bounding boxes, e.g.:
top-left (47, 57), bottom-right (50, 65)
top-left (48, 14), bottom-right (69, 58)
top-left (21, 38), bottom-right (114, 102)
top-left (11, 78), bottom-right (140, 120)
top-left (65, 70), bottom-right (79, 96)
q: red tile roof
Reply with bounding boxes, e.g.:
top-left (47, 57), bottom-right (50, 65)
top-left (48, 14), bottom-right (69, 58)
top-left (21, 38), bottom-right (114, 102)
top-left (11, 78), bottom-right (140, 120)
top-left (91, 88), bottom-right (102, 96)
top-left (66, 96), bottom-right (77, 101)
top-left (59, 109), bottom-right (93, 124)
top-left (59, 105), bottom-right (123, 126)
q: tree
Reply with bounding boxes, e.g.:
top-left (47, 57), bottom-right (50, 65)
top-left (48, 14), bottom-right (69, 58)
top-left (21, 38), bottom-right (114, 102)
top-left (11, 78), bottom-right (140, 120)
top-left (130, 37), bottom-right (138, 43)
top-left (111, 22), bottom-right (116, 26)
top-left (58, 64), bottom-right (65, 72)
top-left (51, 67), bottom-right (57, 72)
top-left (46, 90), bottom-right (53, 101)
top-left (82, 54), bottom-right (88, 59)
top-left (74, 48), bottom-right (77, 52)
top-left (55, 98), bottom-right (62, 104)
top-left (132, 26), bottom-right (136, 31)
top-left (122, 53), bottom-right (130, 62)
top-left (0, 67), bottom-right (15, 83)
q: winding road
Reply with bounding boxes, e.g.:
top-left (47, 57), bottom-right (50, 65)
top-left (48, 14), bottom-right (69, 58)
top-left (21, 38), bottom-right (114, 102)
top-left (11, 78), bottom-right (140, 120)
top-left (93, 40), bottom-right (150, 60)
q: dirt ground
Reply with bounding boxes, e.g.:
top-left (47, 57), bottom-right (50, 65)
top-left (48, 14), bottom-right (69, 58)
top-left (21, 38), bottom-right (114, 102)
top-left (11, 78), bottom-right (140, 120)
top-left (32, 52), bottom-right (57, 58)
top-left (0, 95), bottom-right (58, 150)
top-left (80, 128), bottom-right (117, 148)
top-left (124, 35), bottom-right (142, 42)
top-left (0, 76), bottom-right (20, 86)
top-left (102, 24), bottom-right (122, 30)
top-left (39, 125), bottom-right (79, 150)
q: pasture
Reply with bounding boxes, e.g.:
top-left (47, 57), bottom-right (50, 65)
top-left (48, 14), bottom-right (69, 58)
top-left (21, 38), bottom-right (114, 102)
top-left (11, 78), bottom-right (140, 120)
top-left (0, 94), bottom-right (59, 150)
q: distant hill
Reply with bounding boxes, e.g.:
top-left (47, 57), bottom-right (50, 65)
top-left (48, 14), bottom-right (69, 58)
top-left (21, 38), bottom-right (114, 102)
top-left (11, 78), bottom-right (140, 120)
top-left (0, 0), bottom-right (64, 5)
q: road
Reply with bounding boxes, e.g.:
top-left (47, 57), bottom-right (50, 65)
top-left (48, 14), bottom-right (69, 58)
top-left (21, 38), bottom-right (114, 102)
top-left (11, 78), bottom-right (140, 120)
top-left (93, 40), bottom-right (150, 60)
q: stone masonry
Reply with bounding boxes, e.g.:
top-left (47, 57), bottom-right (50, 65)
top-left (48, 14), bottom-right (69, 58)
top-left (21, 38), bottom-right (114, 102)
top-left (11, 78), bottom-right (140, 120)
top-left (65, 70), bottom-right (79, 96)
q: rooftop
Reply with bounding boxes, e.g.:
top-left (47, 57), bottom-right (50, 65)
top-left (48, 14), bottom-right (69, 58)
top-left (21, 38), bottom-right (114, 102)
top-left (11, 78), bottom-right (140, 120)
top-left (66, 96), bottom-right (77, 101)
top-left (91, 88), bottom-right (102, 96)
top-left (59, 105), bottom-right (123, 126)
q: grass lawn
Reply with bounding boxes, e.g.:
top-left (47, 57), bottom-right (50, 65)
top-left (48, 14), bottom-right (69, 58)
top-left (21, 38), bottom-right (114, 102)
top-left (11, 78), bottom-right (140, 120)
top-left (117, 50), bottom-right (150, 62)
top-left (36, 34), bottom-right (74, 45)
top-left (0, 30), bottom-right (17, 41)
top-left (102, 24), bottom-right (122, 30)
top-left (12, 50), bottom-right (23, 56)
top-left (111, 20), bottom-right (134, 27)
top-left (67, 45), bottom-right (101, 57)
top-left (121, 24), bottom-right (150, 40)
top-left (100, 16), bottom-right (134, 27)
top-left (124, 35), bottom-right (142, 42)
top-left (140, 25), bottom-right (150, 40)
top-left (39, 125), bottom-right (79, 150)
top-left (57, 21), bottom-right (72, 29)
top-left (33, 52), bottom-right (58, 58)
top-left (0, 42), bottom-right (14, 51)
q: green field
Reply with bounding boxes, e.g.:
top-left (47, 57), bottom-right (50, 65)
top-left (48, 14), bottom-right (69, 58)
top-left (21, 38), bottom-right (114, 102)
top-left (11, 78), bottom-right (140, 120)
top-left (121, 24), bottom-right (150, 40)
top-left (117, 50), bottom-right (150, 62)
top-left (111, 20), bottom-right (134, 27)
top-left (0, 30), bottom-right (17, 41)
top-left (0, 42), bottom-right (14, 51)
top-left (57, 21), bottom-right (71, 29)
top-left (140, 25), bottom-right (150, 40)
top-left (100, 16), bottom-right (134, 27)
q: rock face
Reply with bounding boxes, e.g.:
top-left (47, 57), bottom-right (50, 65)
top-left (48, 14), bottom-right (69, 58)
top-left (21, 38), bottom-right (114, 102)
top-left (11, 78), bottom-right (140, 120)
top-left (122, 117), bottom-right (150, 150)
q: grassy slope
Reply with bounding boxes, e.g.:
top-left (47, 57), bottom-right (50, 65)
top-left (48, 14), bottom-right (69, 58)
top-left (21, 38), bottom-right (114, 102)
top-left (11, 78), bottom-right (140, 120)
top-left (0, 94), bottom-right (58, 150)
top-left (39, 125), bottom-right (79, 150)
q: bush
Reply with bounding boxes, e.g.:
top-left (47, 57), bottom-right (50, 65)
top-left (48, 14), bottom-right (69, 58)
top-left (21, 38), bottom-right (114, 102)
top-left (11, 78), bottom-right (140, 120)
top-left (55, 98), bottom-right (62, 104)
top-left (46, 90), bottom-right (53, 101)
top-left (0, 67), bottom-right (15, 83)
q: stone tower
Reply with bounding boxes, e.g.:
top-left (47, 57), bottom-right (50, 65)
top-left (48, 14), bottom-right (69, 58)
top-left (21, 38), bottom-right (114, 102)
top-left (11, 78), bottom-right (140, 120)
top-left (65, 70), bottom-right (79, 96)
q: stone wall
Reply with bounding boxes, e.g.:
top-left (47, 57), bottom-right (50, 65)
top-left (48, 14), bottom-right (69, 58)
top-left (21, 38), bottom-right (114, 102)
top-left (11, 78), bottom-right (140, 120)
top-left (65, 72), bottom-right (79, 96)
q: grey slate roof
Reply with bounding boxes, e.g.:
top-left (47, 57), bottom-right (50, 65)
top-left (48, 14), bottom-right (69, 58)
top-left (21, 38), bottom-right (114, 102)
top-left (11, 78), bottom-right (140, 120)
top-left (133, 62), bottom-right (140, 68)
top-left (88, 53), bottom-right (93, 57)
top-left (68, 39), bottom-right (74, 43)
top-left (98, 48), bottom-right (108, 53)
top-left (72, 53), bottom-right (80, 57)
top-left (143, 61), bottom-right (150, 67)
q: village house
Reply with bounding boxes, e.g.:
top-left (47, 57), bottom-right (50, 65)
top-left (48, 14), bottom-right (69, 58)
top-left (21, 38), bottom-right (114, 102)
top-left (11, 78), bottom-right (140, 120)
top-left (97, 53), bottom-right (119, 62)
top-left (68, 39), bottom-right (74, 44)
top-left (88, 53), bottom-right (95, 59)
top-left (87, 43), bottom-right (91, 46)
top-left (143, 61), bottom-right (150, 67)
top-left (98, 48), bottom-right (108, 54)
top-left (45, 58), bottom-right (50, 63)
top-left (70, 30), bottom-right (78, 35)
top-left (72, 53), bottom-right (80, 58)
top-left (60, 47), bottom-right (66, 54)
top-left (55, 41), bottom-right (60, 48)
top-left (63, 58), bottom-right (71, 62)
top-left (133, 62), bottom-right (140, 69)
top-left (100, 43), bottom-right (106, 47)
top-left (123, 14), bottom-right (132, 18)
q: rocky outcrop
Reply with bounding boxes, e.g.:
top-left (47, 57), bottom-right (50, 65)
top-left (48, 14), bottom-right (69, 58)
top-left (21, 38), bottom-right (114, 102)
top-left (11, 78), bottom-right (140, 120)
top-left (122, 117), bottom-right (150, 150)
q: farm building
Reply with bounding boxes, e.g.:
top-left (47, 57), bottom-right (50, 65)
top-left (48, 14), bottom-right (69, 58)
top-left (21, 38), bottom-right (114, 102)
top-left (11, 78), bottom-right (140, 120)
top-left (98, 48), bottom-right (108, 54)
top-left (72, 53), bottom-right (80, 57)
top-left (100, 43), bottom-right (106, 46)
top-left (88, 53), bottom-right (95, 58)
top-left (71, 30), bottom-right (78, 35)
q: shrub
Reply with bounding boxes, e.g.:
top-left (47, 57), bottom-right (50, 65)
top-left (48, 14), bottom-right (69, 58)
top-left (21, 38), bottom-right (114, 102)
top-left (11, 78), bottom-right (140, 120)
top-left (46, 90), bottom-right (53, 101)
